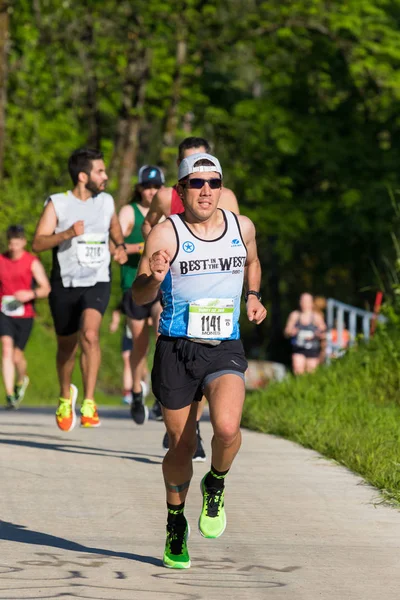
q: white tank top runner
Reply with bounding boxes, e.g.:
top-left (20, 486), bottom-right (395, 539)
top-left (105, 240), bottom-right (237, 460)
top-left (159, 209), bottom-right (247, 340)
top-left (48, 191), bottom-right (115, 287)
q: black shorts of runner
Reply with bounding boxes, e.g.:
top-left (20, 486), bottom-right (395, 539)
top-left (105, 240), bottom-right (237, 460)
top-left (121, 333), bottom-right (133, 353)
top-left (49, 281), bottom-right (111, 336)
top-left (292, 346), bottom-right (320, 359)
top-left (0, 313), bottom-right (34, 350)
top-left (121, 289), bottom-right (162, 321)
top-left (152, 335), bottom-right (248, 410)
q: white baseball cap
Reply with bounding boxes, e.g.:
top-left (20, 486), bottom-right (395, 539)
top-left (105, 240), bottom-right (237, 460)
top-left (178, 153), bottom-right (223, 181)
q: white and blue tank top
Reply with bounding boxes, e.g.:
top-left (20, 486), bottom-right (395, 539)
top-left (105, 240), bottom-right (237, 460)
top-left (159, 210), bottom-right (247, 340)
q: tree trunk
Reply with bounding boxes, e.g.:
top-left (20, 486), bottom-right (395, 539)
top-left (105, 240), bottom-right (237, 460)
top-left (0, 1), bottom-right (9, 180)
top-left (117, 116), bottom-right (142, 207)
top-left (112, 43), bottom-right (151, 207)
top-left (81, 16), bottom-right (101, 149)
top-left (162, 37), bottom-right (187, 149)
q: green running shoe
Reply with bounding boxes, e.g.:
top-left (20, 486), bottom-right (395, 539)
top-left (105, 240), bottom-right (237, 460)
top-left (14, 375), bottom-right (29, 406)
top-left (163, 519), bottom-right (190, 569)
top-left (5, 395), bottom-right (17, 410)
top-left (198, 474), bottom-right (226, 539)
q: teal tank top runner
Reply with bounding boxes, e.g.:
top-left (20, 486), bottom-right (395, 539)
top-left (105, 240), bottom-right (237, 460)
top-left (120, 203), bottom-right (145, 292)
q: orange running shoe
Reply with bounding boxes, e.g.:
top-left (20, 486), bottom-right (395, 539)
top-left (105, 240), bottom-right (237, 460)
top-left (80, 399), bottom-right (101, 428)
top-left (55, 384), bottom-right (78, 432)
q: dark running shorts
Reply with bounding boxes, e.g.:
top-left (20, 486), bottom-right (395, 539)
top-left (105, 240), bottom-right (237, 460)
top-left (121, 289), bottom-right (162, 321)
top-left (152, 335), bottom-right (248, 410)
top-left (0, 313), bottom-right (34, 350)
top-left (292, 346), bottom-right (320, 359)
top-left (49, 281), bottom-right (111, 336)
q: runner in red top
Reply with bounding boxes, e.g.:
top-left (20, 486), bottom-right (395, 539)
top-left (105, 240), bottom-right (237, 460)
top-left (0, 225), bottom-right (50, 409)
top-left (141, 137), bottom-right (241, 461)
top-left (170, 186), bottom-right (185, 215)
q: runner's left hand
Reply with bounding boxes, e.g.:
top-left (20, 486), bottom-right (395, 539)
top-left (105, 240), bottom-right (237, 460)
top-left (14, 290), bottom-right (35, 303)
top-left (114, 246), bottom-right (128, 265)
top-left (247, 296), bottom-right (267, 325)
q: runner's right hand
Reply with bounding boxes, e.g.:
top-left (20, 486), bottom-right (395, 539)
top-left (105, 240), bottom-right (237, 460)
top-left (149, 250), bottom-right (170, 282)
top-left (69, 221), bottom-right (84, 237)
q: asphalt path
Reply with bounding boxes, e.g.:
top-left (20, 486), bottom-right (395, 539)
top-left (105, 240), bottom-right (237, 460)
top-left (1, 406), bottom-right (400, 599)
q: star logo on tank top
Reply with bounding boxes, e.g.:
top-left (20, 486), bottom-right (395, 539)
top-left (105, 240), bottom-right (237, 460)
top-left (182, 241), bottom-right (195, 253)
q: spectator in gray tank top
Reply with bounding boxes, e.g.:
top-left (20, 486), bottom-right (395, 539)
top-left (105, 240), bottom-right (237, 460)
top-left (284, 292), bottom-right (326, 375)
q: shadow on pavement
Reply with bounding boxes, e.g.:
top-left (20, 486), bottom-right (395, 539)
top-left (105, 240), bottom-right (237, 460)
top-left (0, 520), bottom-right (162, 567)
top-left (0, 437), bottom-right (163, 465)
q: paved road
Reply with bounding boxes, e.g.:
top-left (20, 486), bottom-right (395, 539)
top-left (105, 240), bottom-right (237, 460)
top-left (1, 406), bottom-right (400, 600)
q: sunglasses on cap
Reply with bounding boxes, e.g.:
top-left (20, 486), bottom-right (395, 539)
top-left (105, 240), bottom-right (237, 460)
top-left (185, 178), bottom-right (222, 190)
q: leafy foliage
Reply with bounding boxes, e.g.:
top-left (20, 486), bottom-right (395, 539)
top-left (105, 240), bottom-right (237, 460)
top-left (3, 0), bottom-right (400, 358)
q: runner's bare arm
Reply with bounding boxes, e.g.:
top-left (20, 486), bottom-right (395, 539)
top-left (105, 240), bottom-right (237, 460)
top-left (219, 187), bottom-right (240, 214)
top-left (284, 311), bottom-right (299, 337)
top-left (239, 215), bottom-right (267, 325)
top-left (314, 312), bottom-right (327, 335)
top-left (109, 211), bottom-right (128, 264)
top-left (32, 201), bottom-right (83, 252)
top-left (132, 220), bottom-right (176, 305)
top-left (31, 259), bottom-right (51, 298)
top-left (118, 204), bottom-right (143, 255)
top-left (109, 309), bottom-right (121, 333)
top-left (142, 187), bottom-right (172, 239)
top-left (13, 259), bottom-right (51, 304)
top-left (240, 216), bottom-right (261, 292)
top-left (109, 211), bottom-right (126, 246)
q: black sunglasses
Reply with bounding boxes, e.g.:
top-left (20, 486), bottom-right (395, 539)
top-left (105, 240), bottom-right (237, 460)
top-left (186, 178), bottom-right (222, 190)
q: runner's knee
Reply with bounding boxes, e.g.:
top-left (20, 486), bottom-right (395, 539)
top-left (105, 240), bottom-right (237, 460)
top-left (81, 328), bottom-right (99, 347)
top-left (57, 338), bottom-right (78, 360)
top-left (213, 422), bottom-right (240, 447)
top-left (2, 339), bottom-right (13, 359)
top-left (13, 347), bottom-right (24, 363)
top-left (167, 431), bottom-right (197, 457)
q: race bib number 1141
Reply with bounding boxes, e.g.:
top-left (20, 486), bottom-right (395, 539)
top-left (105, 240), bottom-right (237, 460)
top-left (187, 298), bottom-right (234, 339)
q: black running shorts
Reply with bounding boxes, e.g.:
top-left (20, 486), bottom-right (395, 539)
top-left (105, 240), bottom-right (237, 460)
top-left (292, 345), bottom-right (320, 359)
top-left (121, 289), bottom-right (162, 321)
top-left (0, 313), bottom-right (34, 350)
top-left (49, 281), bottom-right (111, 336)
top-left (121, 332), bottom-right (133, 353)
top-left (151, 335), bottom-right (248, 410)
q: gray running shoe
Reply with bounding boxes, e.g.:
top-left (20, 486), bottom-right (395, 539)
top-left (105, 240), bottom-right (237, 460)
top-left (193, 424), bottom-right (206, 462)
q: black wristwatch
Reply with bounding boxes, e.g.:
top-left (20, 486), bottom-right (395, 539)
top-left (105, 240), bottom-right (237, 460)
top-left (115, 243), bottom-right (127, 250)
top-left (245, 290), bottom-right (262, 302)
